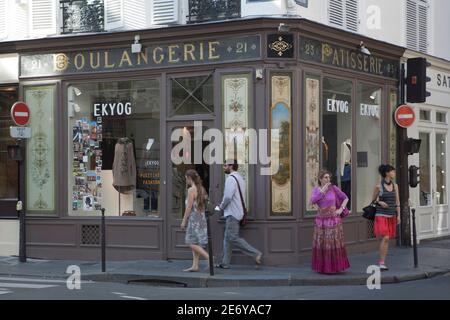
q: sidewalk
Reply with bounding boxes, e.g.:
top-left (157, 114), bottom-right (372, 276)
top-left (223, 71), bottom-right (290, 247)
top-left (0, 239), bottom-right (449, 288)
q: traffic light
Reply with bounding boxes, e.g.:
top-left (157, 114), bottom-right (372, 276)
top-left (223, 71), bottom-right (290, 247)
top-left (409, 165), bottom-right (420, 188)
top-left (407, 58), bottom-right (431, 103)
top-left (405, 138), bottom-right (421, 155)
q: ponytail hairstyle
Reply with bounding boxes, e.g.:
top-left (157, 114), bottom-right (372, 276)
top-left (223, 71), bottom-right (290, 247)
top-left (185, 169), bottom-right (207, 212)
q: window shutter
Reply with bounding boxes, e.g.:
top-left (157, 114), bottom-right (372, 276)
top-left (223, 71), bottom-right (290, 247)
top-left (418, 1), bottom-right (428, 53)
top-left (329, 0), bottom-right (358, 32)
top-left (123, 0), bottom-right (147, 29)
top-left (345, 0), bottom-right (358, 32)
top-left (0, 0), bottom-right (6, 39)
top-left (151, 0), bottom-right (178, 25)
top-left (105, 0), bottom-right (124, 30)
top-left (406, 0), bottom-right (428, 53)
top-left (30, 0), bottom-right (56, 36)
top-left (329, 0), bottom-right (344, 28)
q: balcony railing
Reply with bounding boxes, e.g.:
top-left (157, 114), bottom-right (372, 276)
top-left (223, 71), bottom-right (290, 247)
top-left (187, 0), bottom-right (241, 24)
top-left (60, 0), bottom-right (104, 34)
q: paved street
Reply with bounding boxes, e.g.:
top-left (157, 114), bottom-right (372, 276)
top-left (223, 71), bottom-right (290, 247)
top-left (0, 272), bottom-right (450, 300)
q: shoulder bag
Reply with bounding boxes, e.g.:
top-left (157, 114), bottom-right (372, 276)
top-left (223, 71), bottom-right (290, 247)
top-left (230, 175), bottom-right (248, 227)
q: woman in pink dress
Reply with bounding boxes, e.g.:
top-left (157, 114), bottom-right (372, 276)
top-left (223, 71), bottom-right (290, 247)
top-left (310, 170), bottom-right (350, 274)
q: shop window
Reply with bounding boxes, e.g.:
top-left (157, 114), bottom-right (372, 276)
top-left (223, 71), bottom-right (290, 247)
top-left (419, 109), bottom-right (430, 121)
top-left (0, 87), bottom-right (18, 203)
top-left (305, 74), bottom-right (321, 216)
top-left (68, 80), bottom-right (161, 217)
top-left (389, 90), bottom-right (398, 167)
top-left (436, 112), bottom-right (447, 124)
top-left (435, 133), bottom-right (447, 205)
top-left (171, 75), bottom-right (214, 116)
top-left (270, 73), bottom-right (292, 216)
top-left (25, 85), bottom-right (56, 214)
top-left (356, 84), bottom-right (382, 213)
top-left (222, 73), bottom-right (251, 207)
top-left (322, 78), bottom-right (352, 210)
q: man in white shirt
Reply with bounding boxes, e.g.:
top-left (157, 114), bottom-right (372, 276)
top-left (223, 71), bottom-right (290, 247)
top-left (215, 160), bottom-right (262, 269)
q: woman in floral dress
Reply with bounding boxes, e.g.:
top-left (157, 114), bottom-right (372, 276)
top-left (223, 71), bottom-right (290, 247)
top-left (181, 169), bottom-right (210, 272)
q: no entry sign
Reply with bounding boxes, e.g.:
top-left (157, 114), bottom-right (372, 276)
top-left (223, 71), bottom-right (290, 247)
top-left (395, 104), bottom-right (416, 128)
top-left (11, 102), bottom-right (30, 126)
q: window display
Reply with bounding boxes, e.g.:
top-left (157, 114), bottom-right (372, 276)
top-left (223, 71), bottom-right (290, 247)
top-left (68, 80), bottom-right (160, 217)
top-left (356, 84), bottom-right (382, 212)
top-left (322, 78), bottom-right (352, 210)
top-left (0, 87), bottom-right (18, 202)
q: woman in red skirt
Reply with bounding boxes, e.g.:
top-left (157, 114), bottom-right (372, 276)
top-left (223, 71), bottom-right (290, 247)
top-left (372, 165), bottom-right (401, 271)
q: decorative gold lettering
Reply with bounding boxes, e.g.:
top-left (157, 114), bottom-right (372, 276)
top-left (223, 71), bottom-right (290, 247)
top-left (137, 49), bottom-right (148, 65)
top-left (339, 49), bottom-right (345, 67)
top-left (119, 50), bottom-right (133, 67)
top-left (199, 42), bottom-right (204, 60)
top-left (346, 50), bottom-right (350, 68)
top-left (370, 57), bottom-right (375, 74)
top-left (184, 44), bottom-right (196, 62)
top-left (332, 50), bottom-right (340, 66)
top-left (350, 52), bottom-right (356, 69)
top-left (357, 54), bottom-right (363, 70)
top-left (104, 52), bottom-right (115, 68)
top-left (363, 55), bottom-right (369, 72)
top-left (74, 53), bottom-right (85, 70)
top-left (378, 58), bottom-right (383, 75)
top-left (168, 45), bottom-right (180, 63)
top-left (153, 47), bottom-right (164, 64)
top-left (208, 41), bottom-right (220, 60)
top-left (90, 52), bottom-right (100, 69)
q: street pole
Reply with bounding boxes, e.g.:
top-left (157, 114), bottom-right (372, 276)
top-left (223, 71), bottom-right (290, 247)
top-left (17, 140), bottom-right (26, 263)
top-left (398, 63), bottom-right (412, 247)
top-left (101, 208), bottom-right (106, 273)
top-left (411, 208), bottom-right (419, 268)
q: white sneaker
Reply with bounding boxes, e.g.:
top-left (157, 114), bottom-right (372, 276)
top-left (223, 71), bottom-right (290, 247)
top-left (379, 264), bottom-right (389, 271)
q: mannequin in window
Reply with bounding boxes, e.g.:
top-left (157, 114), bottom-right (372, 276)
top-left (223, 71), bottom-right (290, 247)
top-left (340, 139), bottom-right (351, 209)
top-left (112, 137), bottom-right (136, 194)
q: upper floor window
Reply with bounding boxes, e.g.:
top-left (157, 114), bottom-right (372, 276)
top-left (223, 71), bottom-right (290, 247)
top-left (328, 0), bottom-right (359, 33)
top-left (0, 0), bottom-right (6, 39)
top-left (187, 0), bottom-right (241, 24)
top-left (406, 0), bottom-right (429, 54)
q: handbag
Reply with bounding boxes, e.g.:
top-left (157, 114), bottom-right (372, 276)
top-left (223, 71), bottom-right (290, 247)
top-left (332, 185), bottom-right (350, 218)
top-left (230, 175), bottom-right (248, 227)
top-left (362, 201), bottom-right (377, 220)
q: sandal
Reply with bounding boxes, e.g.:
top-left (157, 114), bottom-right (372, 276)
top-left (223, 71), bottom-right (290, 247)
top-left (255, 254), bottom-right (262, 265)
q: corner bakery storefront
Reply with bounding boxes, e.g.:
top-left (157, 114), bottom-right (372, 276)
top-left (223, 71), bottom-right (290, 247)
top-left (18, 18), bottom-right (404, 265)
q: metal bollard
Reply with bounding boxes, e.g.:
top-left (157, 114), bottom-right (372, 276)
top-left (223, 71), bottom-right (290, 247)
top-left (101, 208), bottom-right (106, 273)
top-left (18, 200), bottom-right (26, 263)
top-left (411, 208), bottom-right (418, 268)
top-left (206, 210), bottom-right (214, 276)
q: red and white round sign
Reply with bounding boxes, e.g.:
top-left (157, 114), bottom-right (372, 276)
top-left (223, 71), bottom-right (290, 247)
top-left (11, 102), bottom-right (30, 126)
top-left (395, 104), bottom-right (416, 128)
